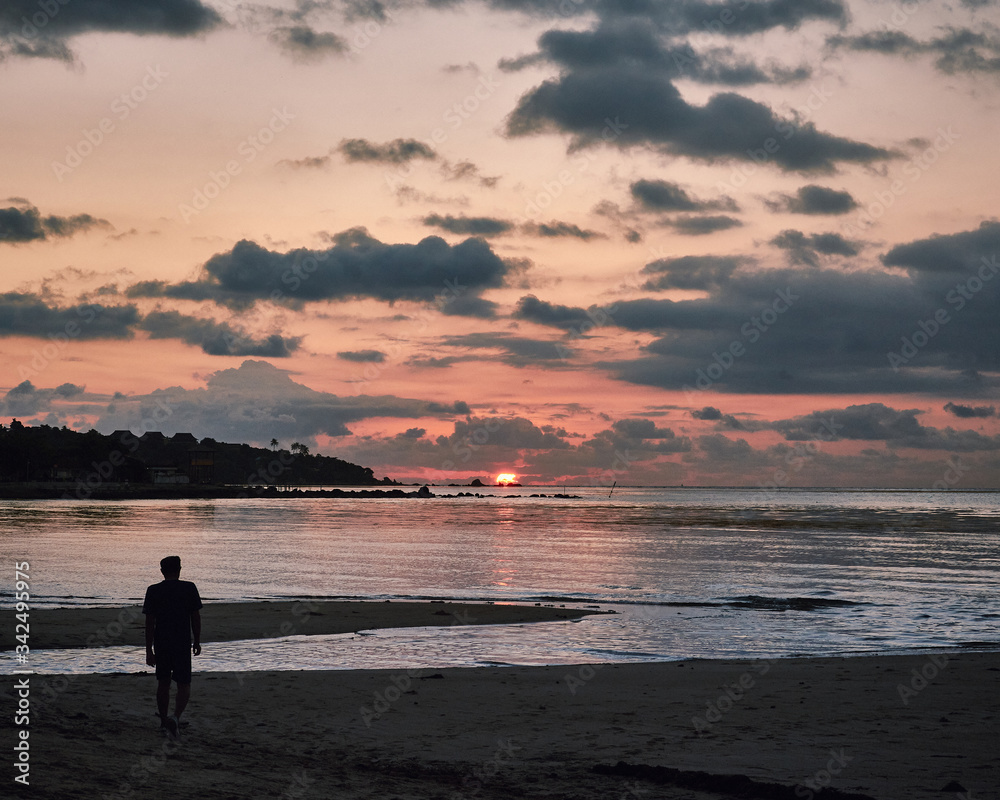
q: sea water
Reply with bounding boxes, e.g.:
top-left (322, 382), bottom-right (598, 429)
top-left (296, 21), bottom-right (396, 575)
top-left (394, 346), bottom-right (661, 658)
top-left (2, 487), bottom-right (998, 673)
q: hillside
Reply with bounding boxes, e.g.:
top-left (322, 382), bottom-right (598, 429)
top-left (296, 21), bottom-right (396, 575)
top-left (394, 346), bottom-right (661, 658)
top-left (0, 419), bottom-right (395, 490)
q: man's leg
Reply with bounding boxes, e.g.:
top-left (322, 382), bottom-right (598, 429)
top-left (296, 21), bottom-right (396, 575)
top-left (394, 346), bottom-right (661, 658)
top-left (172, 644), bottom-right (193, 722)
top-left (175, 682), bottom-right (191, 719)
top-left (156, 680), bottom-right (171, 722)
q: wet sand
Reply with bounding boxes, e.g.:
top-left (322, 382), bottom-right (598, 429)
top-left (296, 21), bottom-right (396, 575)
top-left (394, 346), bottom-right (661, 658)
top-left (25, 599), bottom-right (607, 650)
top-left (5, 603), bottom-right (998, 800)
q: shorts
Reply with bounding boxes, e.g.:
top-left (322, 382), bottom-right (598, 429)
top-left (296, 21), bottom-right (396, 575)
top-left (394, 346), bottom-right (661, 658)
top-left (154, 642), bottom-right (193, 684)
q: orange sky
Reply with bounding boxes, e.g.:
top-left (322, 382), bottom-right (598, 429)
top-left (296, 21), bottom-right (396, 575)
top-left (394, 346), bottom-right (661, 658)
top-left (2, 0), bottom-right (999, 486)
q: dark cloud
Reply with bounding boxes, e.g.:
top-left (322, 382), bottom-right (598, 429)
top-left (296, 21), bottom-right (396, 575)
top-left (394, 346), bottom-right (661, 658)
top-left (422, 214), bottom-right (515, 236)
top-left (666, 214), bottom-right (743, 235)
top-left (432, 415), bottom-right (692, 480)
top-left (2, 381), bottom-right (48, 416)
top-left (437, 293), bottom-right (501, 319)
top-left (612, 418), bottom-right (676, 439)
top-left (688, 405), bottom-right (756, 430)
top-left (765, 185), bottom-right (858, 215)
top-left (338, 138), bottom-right (437, 164)
top-left (882, 221), bottom-right (1000, 274)
top-left (631, 179), bottom-right (738, 213)
top-left (0, 201), bottom-right (110, 244)
top-left (1, 36), bottom-right (75, 63)
top-left (268, 25), bottom-right (347, 61)
top-left (581, 419), bottom-right (692, 459)
top-left (0, 0), bottom-right (221, 38)
top-left (279, 153), bottom-right (333, 169)
top-left (0, 292), bottom-right (139, 339)
top-left (440, 160), bottom-right (500, 187)
top-left (444, 417), bottom-right (571, 454)
top-left (774, 403), bottom-right (922, 441)
top-left (55, 382), bottom-right (85, 397)
top-left (0, 205), bottom-right (46, 243)
top-left (0, 380), bottom-right (87, 417)
top-left (513, 295), bottom-right (599, 331)
top-left (582, 230), bottom-right (1000, 395)
top-left (334, 414), bottom-right (583, 476)
top-left (93, 360), bottom-right (473, 445)
top-left (425, 213), bottom-right (604, 240)
top-left (126, 229), bottom-right (519, 313)
top-left (439, 331), bottom-right (572, 366)
top-left (521, 221), bottom-right (605, 240)
top-left (0, 293), bottom-right (302, 357)
top-left (442, 62), bottom-right (480, 74)
top-left (43, 213), bottom-right (111, 237)
top-left (512, 21), bottom-right (811, 86)
top-left (772, 403), bottom-right (1000, 451)
top-left (139, 310), bottom-right (301, 357)
top-left (0, 0), bottom-right (220, 62)
top-left (694, 432), bottom-right (757, 462)
top-left (405, 355), bottom-right (464, 368)
top-left (641, 254), bottom-right (746, 291)
top-left (450, 416), bottom-right (570, 450)
top-left (426, 400), bottom-right (472, 415)
top-left (670, 0), bottom-right (849, 36)
top-left (337, 349), bottom-right (387, 363)
top-left (829, 27), bottom-right (1000, 76)
top-left (771, 229), bottom-right (860, 266)
top-left (498, 52), bottom-right (547, 72)
top-left (506, 64), bottom-right (896, 172)
top-left (476, 0), bottom-right (850, 34)
top-left (944, 402), bottom-right (996, 418)
top-left (339, 0), bottom-right (391, 22)
top-left (678, 429), bottom-right (998, 488)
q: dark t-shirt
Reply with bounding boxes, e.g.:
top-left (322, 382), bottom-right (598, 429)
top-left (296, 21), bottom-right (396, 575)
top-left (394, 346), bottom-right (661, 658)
top-left (142, 580), bottom-right (202, 648)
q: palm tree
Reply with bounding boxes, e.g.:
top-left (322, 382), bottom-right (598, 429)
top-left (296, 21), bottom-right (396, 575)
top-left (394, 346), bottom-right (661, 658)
top-left (270, 438), bottom-right (279, 451)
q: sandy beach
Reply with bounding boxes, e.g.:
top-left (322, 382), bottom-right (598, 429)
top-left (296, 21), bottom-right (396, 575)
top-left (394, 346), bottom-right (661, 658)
top-left (25, 600), bottom-right (606, 650)
top-left (7, 603), bottom-right (999, 800)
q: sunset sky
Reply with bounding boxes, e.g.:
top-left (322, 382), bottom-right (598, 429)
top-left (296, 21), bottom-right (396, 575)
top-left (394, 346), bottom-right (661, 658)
top-left (2, 0), bottom-right (999, 486)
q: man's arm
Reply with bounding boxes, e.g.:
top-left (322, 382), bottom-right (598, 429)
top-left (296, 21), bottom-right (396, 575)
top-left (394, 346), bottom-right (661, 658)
top-left (191, 609), bottom-right (201, 656)
top-left (145, 615), bottom-right (156, 667)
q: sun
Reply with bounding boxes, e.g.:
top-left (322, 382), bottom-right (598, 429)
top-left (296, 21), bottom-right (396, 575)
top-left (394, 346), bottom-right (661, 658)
top-left (495, 473), bottom-right (518, 486)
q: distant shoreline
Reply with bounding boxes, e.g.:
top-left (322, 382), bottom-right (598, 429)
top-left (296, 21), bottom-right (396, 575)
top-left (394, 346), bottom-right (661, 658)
top-left (2, 483), bottom-right (996, 500)
top-left (0, 483), bottom-right (429, 501)
top-left (0, 483), bottom-right (588, 500)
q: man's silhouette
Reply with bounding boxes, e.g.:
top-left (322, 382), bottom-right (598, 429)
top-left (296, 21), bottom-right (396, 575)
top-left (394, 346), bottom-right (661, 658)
top-left (142, 555), bottom-right (202, 738)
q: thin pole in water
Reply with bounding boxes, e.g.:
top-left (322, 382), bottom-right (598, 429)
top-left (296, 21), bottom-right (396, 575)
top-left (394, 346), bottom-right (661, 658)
top-left (608, 481), bottom-right (616, 498)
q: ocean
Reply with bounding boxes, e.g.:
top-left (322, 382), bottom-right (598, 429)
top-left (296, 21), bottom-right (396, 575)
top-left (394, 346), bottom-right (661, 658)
top-left (2, 487), bottom-right (999, 673)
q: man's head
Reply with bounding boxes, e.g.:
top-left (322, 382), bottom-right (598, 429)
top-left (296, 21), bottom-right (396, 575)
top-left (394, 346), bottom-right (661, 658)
top-left (159, 555), bottom-right (182, 578)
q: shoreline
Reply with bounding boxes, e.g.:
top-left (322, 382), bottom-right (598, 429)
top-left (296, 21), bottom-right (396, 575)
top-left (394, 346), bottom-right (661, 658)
top-left (16, 652), bottom-right (999, 800)
top-left (0, 484), bottom-right (424, 500)
top-left (20, 600), bottom-right (610, 650)
top-left (18, 599), bottom-right (999, 662)
top-left (0, 485), bottom-right (583, 500)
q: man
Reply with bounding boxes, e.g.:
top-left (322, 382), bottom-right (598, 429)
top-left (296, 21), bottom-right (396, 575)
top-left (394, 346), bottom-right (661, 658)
top-left (142, 555), bottom-right (202, 739)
